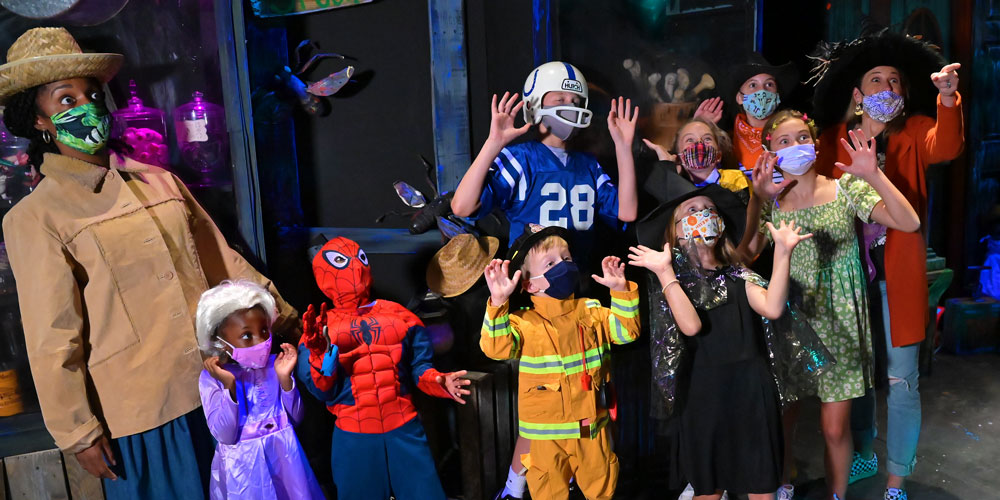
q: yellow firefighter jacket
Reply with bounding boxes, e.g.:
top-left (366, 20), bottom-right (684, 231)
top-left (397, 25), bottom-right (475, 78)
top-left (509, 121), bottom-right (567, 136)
top-left (480, 282), bottom-right (640, 440)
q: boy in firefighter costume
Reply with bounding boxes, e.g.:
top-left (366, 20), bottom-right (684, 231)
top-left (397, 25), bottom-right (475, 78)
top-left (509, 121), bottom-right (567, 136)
top-left (296, 237), bottom-right (471, 500)
top-left (480, 225), bottom-right (641, 500)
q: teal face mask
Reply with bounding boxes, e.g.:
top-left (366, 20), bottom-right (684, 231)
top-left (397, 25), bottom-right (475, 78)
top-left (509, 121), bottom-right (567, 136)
top-left (50, 102), bottom-right (111, 155)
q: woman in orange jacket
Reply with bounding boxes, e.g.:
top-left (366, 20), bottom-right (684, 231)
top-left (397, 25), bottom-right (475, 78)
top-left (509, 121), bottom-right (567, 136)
top-left (809, 29), bottom-right (964, 500)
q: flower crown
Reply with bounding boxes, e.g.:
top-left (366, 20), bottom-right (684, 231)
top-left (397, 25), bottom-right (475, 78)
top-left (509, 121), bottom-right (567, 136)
top-left (765, 113), bottom-right (816, 142)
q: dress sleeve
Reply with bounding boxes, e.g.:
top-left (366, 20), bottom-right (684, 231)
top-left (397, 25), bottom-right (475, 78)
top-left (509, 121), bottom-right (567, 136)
top-left (838, 173), bottom-right (882, 223)
top-left (199, 369), bottom-right (241, 445)
top-left (280, 376), bottom-right (305, 426)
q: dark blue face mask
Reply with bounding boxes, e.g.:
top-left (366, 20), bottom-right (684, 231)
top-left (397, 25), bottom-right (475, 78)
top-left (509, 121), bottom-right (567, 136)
top-left (534, 260), bottom-right (579, 299)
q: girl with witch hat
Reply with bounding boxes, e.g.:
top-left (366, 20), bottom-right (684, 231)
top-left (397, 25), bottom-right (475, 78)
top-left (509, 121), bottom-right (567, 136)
top-left (0, 28), bottom-right (298, 499)
top-left (808, 27), bottom-right (964, 500)
top-left (630, 169), bottom-right (832, 500)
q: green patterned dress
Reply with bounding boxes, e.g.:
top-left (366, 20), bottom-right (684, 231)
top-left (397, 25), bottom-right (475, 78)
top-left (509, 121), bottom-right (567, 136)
top-left (763, 173), bottom-right (879, 402)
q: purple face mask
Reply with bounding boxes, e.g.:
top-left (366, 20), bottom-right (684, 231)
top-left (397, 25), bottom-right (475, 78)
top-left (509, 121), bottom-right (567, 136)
top-left (219, 334), bottom-right (272, 369)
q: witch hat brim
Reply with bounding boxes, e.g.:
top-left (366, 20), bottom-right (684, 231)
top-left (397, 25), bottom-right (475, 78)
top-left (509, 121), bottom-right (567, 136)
top-left (636, 180), bottom-right (747, 251)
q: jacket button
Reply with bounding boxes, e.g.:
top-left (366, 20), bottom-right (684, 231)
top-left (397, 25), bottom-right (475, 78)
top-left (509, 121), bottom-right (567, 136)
top-left (163, 271), bottom-right (174, 280)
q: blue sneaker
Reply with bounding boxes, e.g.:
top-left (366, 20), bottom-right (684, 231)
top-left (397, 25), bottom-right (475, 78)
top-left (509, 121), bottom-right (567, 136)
top-left (885, 488), bottom-right (908, 500)
top-left (848, 451), bottom-right (878, 484)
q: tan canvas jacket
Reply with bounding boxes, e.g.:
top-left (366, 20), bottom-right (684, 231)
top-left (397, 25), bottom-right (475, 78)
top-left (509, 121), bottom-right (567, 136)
top-left (2, 153), bottom-right (297, 453)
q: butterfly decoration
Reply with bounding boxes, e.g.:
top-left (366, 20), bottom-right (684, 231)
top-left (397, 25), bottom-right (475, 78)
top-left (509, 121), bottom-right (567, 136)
top-left (376, 155), bottom-right (477, 238)
top-left (252, 39), bottom-right (360, 123)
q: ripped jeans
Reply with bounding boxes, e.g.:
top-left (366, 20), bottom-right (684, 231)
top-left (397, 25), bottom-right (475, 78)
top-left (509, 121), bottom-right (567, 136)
top-left (851, 280), bottom-right (921, 477)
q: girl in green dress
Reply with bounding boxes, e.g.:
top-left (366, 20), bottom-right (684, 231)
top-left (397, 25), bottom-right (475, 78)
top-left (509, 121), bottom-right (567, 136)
top-left (737, 110), bottom-right (920, 500)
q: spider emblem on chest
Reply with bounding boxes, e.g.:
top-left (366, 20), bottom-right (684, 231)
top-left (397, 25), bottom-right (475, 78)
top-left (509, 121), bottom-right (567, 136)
top-left (350, 317), bottom-right (382, 345)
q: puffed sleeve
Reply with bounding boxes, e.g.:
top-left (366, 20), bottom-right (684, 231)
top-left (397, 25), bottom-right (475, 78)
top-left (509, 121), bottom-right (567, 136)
top-left (838, 173), bottom-right (882, 223)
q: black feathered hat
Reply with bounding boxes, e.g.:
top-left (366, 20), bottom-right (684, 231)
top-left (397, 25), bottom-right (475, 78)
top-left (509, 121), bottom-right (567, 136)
top-left (808, 27), bottom-right (946, 130)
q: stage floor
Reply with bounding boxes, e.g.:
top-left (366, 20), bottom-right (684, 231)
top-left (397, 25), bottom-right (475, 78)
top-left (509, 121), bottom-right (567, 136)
top-left (790, 352), bottom-right (1000, 500)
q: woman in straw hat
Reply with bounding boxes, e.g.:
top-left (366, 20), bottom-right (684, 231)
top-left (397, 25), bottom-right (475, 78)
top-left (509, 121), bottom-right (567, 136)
top-left (807, 28), bottom-right (964, 500)
top-left (0, 27), bottom-right (298, 499)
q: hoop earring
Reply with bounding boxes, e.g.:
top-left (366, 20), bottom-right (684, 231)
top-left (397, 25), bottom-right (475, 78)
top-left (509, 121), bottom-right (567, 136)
top-left (42, 130), bottom-right (52, 143)
top-left (854, 103), bottom-right (864, 117)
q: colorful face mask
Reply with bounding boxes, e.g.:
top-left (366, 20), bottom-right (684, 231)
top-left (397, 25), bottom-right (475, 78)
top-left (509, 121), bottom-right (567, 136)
top-left (313, 237), bottom-right (372, 309)
top-left (741, 89), bottom-right (780, 121)
top-left (774, 143), bottom-right (817, 176)
top-left (530, 260), bottom-right (579, 299)
top-left (679, 208), bottom-right (725, 244)
top-left (50, 102), bottom-right (111, 155)
top-left (219, 334), bottom-right (272, 369)
top-left (861, 90), bottom-right (905, 123)
top-left (679, 142), bottom-right (720, 171)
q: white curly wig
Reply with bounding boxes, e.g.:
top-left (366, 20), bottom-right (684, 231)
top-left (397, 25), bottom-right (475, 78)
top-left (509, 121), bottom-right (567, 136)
top-left (196, 280), bottom-right (278, 355)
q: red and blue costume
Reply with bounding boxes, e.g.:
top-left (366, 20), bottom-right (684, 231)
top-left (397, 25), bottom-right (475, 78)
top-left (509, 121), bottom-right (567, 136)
top-left (296, 237), bottom-right (453, 500)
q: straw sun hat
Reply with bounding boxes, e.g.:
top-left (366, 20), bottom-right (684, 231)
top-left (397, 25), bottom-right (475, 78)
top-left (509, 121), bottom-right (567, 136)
top-left (426, 234), bottom-right (499, 297)
top-left (0, 27), bottom-right (123, 104)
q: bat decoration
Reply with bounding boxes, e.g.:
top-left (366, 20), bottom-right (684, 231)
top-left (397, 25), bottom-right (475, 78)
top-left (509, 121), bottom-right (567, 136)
top-left (252, 39), bottom-right (359, 123)
top-left (377, 155), bottom-right (477, 237)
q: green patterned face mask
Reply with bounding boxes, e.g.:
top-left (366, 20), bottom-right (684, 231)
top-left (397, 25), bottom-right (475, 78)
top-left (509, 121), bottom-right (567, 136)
top-left (50, 102), bottom-right (111, 155)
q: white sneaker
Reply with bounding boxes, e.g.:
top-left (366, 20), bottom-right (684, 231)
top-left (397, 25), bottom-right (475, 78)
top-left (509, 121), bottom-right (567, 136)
top-left (777, 484), bottom-right (794, 500)
top-left (678, 483), bottom-right (729, 500)
top-left (678, 484), bottom-right (695, 500)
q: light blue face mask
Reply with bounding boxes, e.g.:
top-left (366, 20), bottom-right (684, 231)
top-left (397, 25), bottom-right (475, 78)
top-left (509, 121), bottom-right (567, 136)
top-left (741, 89), bottom-right (780, 120)
top-left (774, 143), bottom-right (817, 176)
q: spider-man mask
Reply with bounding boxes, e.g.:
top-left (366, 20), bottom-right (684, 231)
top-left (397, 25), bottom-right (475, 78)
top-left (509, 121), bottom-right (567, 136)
top-left (313, 237), bottom-right (372, 309)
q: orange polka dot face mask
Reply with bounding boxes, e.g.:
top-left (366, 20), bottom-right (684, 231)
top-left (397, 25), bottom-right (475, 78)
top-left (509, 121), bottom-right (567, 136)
top-left (679, 208), bottom-right (725, 245)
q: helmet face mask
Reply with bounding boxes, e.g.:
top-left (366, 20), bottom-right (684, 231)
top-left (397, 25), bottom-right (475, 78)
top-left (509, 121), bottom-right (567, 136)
top-left (522, 61), bottom-right (592, 130)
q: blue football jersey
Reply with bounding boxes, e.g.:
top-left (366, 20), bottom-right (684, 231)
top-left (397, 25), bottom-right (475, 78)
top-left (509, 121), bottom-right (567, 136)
top-left (474, 141), bottom-right (620, 248)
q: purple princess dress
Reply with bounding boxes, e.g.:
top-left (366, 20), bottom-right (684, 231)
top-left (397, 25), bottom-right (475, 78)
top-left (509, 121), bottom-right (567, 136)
top-left (199, 354), bottom-right (325, 499)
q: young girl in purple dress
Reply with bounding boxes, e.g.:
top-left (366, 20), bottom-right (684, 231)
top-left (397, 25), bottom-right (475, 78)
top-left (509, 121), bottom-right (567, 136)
top-left (196, 280), bottom-right (325, 499)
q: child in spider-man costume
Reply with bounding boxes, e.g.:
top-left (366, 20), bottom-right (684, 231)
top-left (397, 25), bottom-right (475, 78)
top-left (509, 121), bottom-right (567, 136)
top-left (296, 236), bottom-right (471, 500)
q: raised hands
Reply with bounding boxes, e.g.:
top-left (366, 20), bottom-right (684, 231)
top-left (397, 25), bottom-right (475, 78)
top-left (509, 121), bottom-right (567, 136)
top-left (204, 355), bottom-right (236, 389)
top-left (642, 138), bottom-right (677, 163)
top-left (752, 151), bottom-right (794, 200)
top-left (436, 370), bottom-right (472, 404)
top-left (607, 96), bottom-right (639, 147)
top-left (835, 128), bottom-right (878, 180)
top-left (931, 62), bottom-right (960, 96)
top-left (488, 92), bottom-right (531, 146)
top-left (484, 259), bottom-right (522, 307)
top-left (274, 342), bottom-right (298, 390)
top-left (627, 243), bottom-right (673, 276)
top-left (592, 256), bottom-right (628, 292)
top-left (693, 97), bottom-right (724, 124)
top-left (766, 219), bottom-right (813, 254)
top-left (301, 302), bottom-right (329, 352)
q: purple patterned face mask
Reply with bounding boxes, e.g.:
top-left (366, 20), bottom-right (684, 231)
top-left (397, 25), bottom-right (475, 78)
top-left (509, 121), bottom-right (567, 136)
top-left (219, 334), bottom-right (272, 369)
top-left (861, 90), bottom-right (905, 123)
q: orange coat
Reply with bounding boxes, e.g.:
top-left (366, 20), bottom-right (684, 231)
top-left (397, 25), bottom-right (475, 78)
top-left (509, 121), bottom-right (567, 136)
top-left (816, 94), bottom-right (964, 347)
